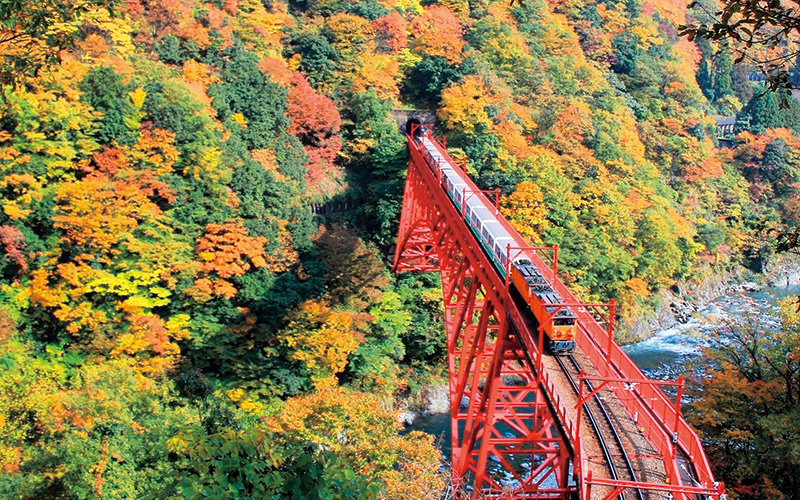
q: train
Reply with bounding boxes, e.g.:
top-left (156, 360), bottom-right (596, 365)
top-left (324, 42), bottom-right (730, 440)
top-left (406, 119), bottom-right (576, 354)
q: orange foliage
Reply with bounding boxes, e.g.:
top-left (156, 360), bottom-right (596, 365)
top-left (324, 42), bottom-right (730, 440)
top-left (258, 56), bottom-right (293, 85)
top-left (91, 148), bottom-right (127, 175)
top-left (352, 53), bottom-right (400, 101)
top-left (372, 12), bottom-right (408, 53)
top-left (182, 59), bottom-right (209, 81)
top-left (551, 100), bottom-right (594, 153)
top-left (82, 33), bottom-right (110, 59)
top-left (409, 6), bottom-right (464, 64)
top-left (625, 277), bottom-right (651, 299)
top-left (29, 262), bottom-right (110, 335)
top-left (196, 222), bottom-right (267, 278)
top-left (188, 222), bottom-right (267, 300)
top-left (53, 174), bottom-right (161, 255)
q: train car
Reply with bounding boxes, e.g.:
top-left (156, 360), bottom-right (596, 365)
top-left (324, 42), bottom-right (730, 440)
top-left (410, 127), bottom-right (576, 354)
top-left (509, 260), bottom-right (576, 354)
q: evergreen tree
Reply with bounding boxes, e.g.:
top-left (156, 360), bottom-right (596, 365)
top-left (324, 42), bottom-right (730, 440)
top-left (712, 44), bottom-right (733, 100)
top-left (697, 57), bottom-right (714, 100)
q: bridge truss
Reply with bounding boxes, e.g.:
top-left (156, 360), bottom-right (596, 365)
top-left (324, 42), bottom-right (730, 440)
top-left (392, 127), bottom-right (727, 500)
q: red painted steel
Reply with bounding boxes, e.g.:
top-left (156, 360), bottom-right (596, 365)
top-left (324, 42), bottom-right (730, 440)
top-left (393, 128), bottom-right (726, 500)
top-left (395, 131), bottom-right (575, 498)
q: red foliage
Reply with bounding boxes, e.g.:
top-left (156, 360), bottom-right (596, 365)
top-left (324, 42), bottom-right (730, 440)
top-left (287, 73), bottom-right (343, 191)
top-left (223, 0), bottom-right (238, 15)
top-left (0, 225), bottom-right (26, 273)
top-left (124, 170), bottom-right (177, 204)
top-left (288, 73), bottom-right (341, 140)
top-left (124, 0), bottom-right (145, 16)
top-left (92, 148), bottom-right (128, 175)
top-left (129, 314), bottom-right (169, 355)
top-left (372, 12), bottom-right (408, 53)
top-left (89, 142), bottom-right (177, 204)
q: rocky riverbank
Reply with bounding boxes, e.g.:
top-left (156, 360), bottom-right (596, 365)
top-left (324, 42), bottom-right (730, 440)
top-left (620, 255), bottom-right (800, 343)
top-left (398, 384), bottom-right (450, 424)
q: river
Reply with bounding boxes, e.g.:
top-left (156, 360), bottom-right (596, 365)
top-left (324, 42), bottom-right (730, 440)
top-left (406, 284), bottom-right (800, 457)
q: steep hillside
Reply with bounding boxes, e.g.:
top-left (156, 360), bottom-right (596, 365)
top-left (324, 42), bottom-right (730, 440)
top-left (0, 0), bottom-right (797, 498)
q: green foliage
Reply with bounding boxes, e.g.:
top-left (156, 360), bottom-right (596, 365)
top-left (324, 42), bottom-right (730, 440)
top-left (154, 34), bottom-right (184, 65)
top-left (285, 30), bottom-right (339, 89)
top-left (341, 90), bottom-right (407, 249)
top-left (210, 44), bottom-right (291, 151)
top-left (740, 92), bottom-right (800, 135)
top-left (711, 44), bottom-right (733, 101)
top-left (403, 56), bottom-right (462, 108)
top-left (79, 66), bottom-right (137, 145)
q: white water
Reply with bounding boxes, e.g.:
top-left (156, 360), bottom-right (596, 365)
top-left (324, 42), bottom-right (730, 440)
top-left (624, 285), bottom-right (799, 378)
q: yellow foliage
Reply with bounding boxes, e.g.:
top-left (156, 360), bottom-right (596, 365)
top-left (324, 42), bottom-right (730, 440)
top-left (278, 300), bottom-right (360, 389)
top-left (439, 76), bottom-right (492, 136)
top-left (270, 386), bottom-right (446, 497)
top-left (184, 145), bottom-right (229, 184)
top-left (353, 53), bottom-right (401, 102)
top-left (231, 113), bottom-right (248, 128)
top-left (79, 8), bottom-right (135, 60)
top-left (503, 182), bottom-right (549, 244)
top-left (128, 87), bottom-right (147, 110)
top-left (266, 221), bottom-right (300, 273)
top-left (226, 388), bottom-right (265, 415)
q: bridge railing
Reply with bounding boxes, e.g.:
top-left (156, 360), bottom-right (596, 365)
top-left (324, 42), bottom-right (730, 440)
top-left (406, 128), bottom-right (720, 498)
top-left (528, 251), bottom-right (719, 492)
top-left (507, 297), bottom-right (588, 498)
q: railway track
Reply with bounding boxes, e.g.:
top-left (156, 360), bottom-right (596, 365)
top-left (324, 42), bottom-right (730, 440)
top-left (555, 354), bottom-right (646, 500)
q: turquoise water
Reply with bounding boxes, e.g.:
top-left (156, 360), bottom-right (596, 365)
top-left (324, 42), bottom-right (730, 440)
top-left (623, 285), bottom-right (799, 378)
top-left (406, 413), bottom-right (451, 458)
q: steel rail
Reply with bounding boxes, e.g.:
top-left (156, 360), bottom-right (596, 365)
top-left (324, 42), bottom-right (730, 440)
top-left (556, 354), bottom-right (645, 500)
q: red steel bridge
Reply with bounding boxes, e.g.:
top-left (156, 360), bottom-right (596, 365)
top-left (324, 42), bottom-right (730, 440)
top-left (392, 125), bottom-right (727, 500)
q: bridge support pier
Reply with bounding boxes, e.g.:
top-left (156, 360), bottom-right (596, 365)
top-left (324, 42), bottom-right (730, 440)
top-left (394, 154), bottom-right (575, 499)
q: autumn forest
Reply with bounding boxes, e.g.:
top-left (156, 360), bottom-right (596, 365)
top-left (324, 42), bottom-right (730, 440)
top-left (0, 0), bottom-right (799, 498)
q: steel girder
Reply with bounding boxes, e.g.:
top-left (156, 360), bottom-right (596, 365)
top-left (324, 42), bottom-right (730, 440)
top-left (393, 151), bottom-right (575, 499)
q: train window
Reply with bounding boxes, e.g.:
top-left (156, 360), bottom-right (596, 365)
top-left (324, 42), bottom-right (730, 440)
top-left (494, 238), bottom-right (511, 257)
top-left (470, 210), bottom-right (480, 226)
